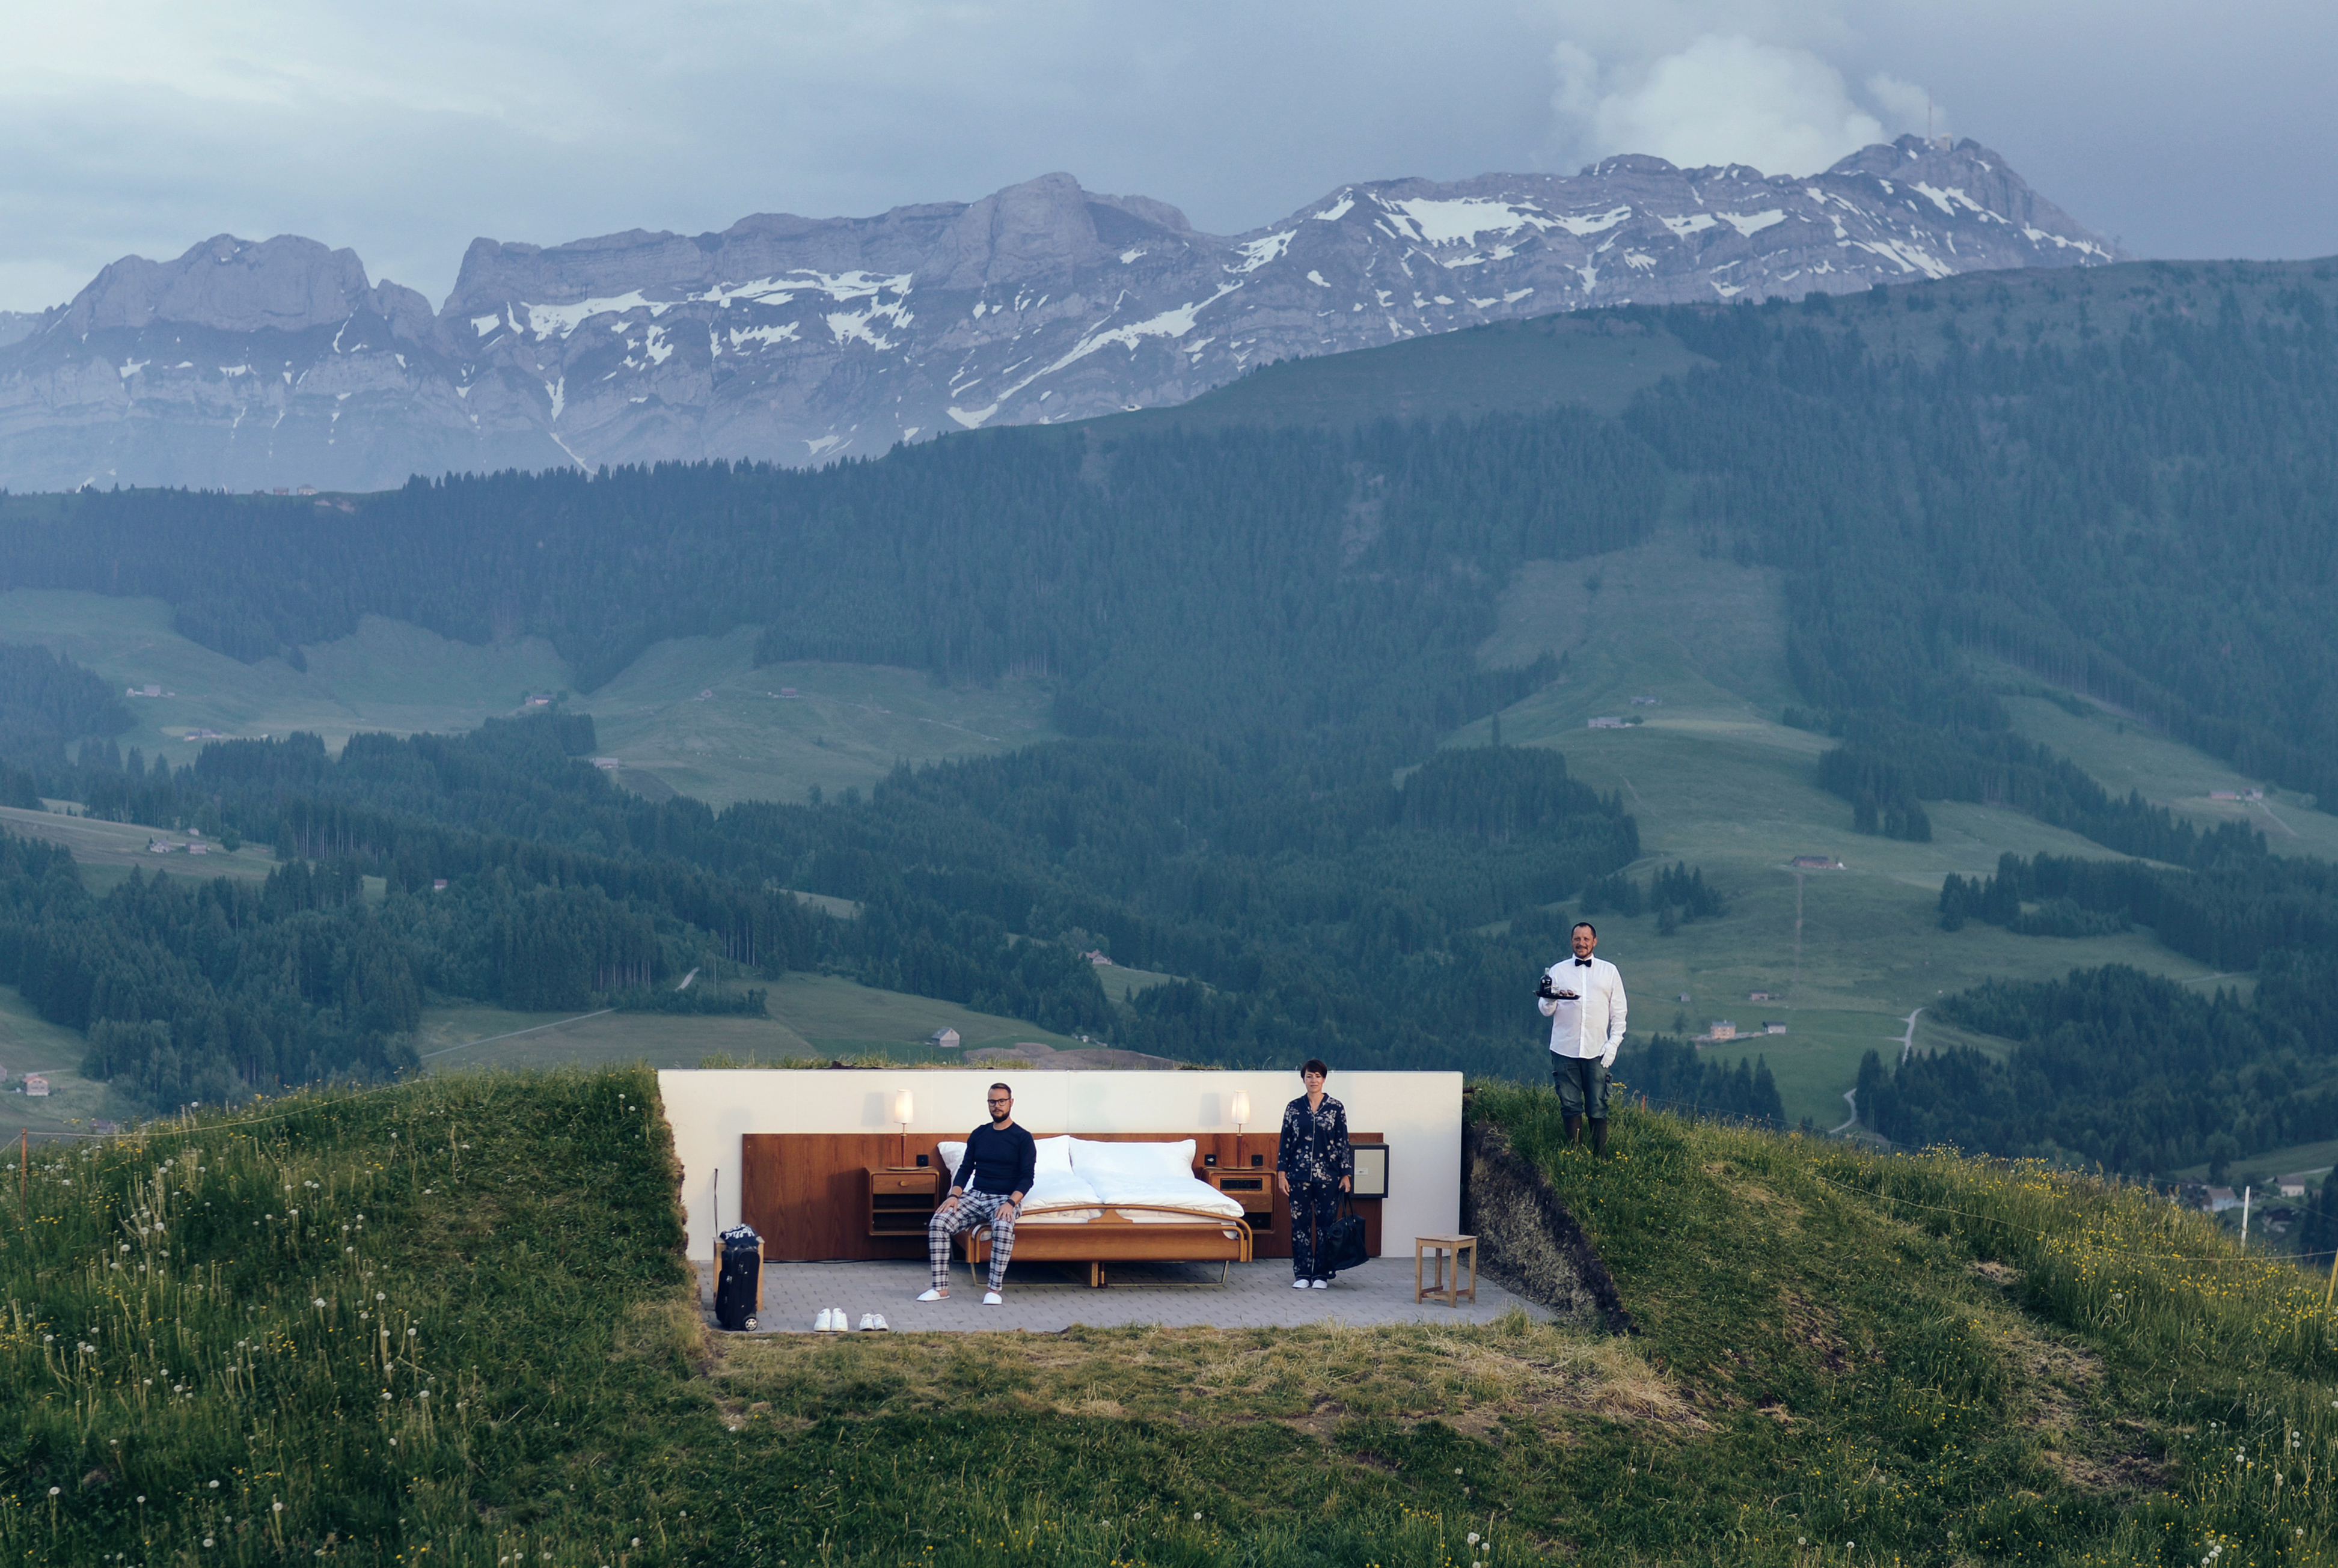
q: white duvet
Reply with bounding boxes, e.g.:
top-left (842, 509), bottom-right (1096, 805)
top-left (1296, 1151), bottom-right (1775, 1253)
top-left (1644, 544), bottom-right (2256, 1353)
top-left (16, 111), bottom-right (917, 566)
top-left (934, 1135), bottom-right (1243, 1224)
top-left (1083, 1173), bottom-right (1245, 1223)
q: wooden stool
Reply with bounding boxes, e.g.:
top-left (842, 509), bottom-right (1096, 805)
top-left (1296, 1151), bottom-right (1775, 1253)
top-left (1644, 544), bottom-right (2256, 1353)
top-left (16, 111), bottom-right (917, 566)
top-left (1414, 1234), bottom-right (1478, 1307)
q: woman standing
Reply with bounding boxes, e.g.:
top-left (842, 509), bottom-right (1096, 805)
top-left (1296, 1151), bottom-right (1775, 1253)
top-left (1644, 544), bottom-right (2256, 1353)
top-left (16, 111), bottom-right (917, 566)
top-left (1276, 1058), bottom-right (1353, 1289)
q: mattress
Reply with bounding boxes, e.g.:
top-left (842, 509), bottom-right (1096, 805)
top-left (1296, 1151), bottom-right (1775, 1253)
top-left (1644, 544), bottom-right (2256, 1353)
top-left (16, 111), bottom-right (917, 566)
top-left (1084, 1173), bottom-right (1245, 1222)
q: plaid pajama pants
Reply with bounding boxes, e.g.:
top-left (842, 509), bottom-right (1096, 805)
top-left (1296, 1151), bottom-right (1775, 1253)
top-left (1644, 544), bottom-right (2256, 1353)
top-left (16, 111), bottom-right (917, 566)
top-left (928, 1190), bottom-right (1018, 1292)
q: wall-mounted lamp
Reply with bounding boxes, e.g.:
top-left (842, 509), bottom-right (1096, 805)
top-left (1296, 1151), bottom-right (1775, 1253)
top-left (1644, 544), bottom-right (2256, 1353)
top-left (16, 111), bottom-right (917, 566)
top-left (894, 1089), bottom-right (915, 1168)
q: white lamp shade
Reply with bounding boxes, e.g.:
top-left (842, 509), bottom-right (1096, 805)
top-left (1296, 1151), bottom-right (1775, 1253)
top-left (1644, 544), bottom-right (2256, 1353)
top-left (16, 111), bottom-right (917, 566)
top-left (1229, 1091), bottom-right (1252, 1124)
top-left (893, 1090), bottom-right (915, 1124)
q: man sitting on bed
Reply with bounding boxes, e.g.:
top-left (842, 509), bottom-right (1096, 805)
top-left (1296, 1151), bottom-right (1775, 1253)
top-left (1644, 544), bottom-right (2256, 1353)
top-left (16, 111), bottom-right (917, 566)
top-left (919, 1082), bottom-right (1037, 1305)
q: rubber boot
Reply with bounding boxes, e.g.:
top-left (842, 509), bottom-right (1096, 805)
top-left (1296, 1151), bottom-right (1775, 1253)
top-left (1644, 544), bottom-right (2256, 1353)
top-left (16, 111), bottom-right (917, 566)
top-left (1562, 1114), bottom-right (1582, 1148)
top-left (1591, 1118), bottom-right (1609, 1160)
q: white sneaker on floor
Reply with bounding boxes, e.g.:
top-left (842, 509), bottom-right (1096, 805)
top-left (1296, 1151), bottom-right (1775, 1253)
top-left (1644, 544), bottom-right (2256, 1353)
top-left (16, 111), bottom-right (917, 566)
top-left (813, 1308), bottom-right (835, 1331)
top-left (870, 1314), bottom-right (890, 1331)
top-left (916, 1288), bottom-right (947, 1302)
top-left (983, 1290), bottom-right (1003, 1305)
top-left (1292, 1278), bottom-right (1313, 1290)
top-left (857, 1313), bottom-right (875, 1331)
top-left (833, 1305), bottom-right (849, 1329)
top-left (1311, 1278), bottom-right (1330, 1289)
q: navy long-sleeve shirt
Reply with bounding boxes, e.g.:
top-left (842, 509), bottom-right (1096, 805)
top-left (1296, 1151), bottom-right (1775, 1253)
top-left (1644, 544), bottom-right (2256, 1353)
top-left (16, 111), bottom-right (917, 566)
top-left (1278, 1094), bottom-right (1353, 1186)
top-left (958, 1121), bottom-right (1037, 1197)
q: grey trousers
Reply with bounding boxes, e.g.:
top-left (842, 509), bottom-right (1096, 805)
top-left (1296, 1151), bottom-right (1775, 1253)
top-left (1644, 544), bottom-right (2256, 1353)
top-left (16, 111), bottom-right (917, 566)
top-left (1552, 1054), bottom-right (1612, 1118)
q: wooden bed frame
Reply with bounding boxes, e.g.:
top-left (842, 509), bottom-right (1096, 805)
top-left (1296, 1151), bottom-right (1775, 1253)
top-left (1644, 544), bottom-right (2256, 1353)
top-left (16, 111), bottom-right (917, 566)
top-left (955, 1201), bottom-right (1254, 1288)
top-left (736, 1131), bottom-right (1380, 1271)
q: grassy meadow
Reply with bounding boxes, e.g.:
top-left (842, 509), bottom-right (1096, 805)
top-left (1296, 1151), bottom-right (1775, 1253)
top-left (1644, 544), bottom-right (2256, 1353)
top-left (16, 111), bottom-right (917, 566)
top-left (0, 591), bottom-right (1056, 805)
top-left (417, 972), bottom-right (1097, 1074)
top-left (583, 631), bottom-right (1058, 808)
top-left (7, 1068), bottom-right (2336, 1566)
top-left (0, 985), bottom-right (142, 1147)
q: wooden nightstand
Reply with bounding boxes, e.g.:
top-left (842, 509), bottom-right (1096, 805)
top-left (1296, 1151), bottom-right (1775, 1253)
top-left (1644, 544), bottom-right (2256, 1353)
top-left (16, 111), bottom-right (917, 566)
top-left (1208, 1169), bottom-right (1276, 1232)
top-left (865, 1166), bottom-right (941, 1237)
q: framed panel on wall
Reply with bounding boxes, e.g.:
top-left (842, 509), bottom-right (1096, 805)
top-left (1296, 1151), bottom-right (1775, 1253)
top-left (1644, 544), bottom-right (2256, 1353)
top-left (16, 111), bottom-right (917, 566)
top-left (1349, 1142), bottom-right (1389, 1198)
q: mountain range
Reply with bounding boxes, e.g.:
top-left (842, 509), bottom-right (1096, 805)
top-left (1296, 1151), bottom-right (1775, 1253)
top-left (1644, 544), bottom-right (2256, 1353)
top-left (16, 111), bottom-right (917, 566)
top-left (0, 135), bottom-right (2118, 493)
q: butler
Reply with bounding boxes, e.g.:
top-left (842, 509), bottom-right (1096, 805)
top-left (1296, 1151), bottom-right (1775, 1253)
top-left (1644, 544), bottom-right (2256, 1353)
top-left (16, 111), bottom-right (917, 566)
top-left (1538, 921), bottom-right (1627, 1158)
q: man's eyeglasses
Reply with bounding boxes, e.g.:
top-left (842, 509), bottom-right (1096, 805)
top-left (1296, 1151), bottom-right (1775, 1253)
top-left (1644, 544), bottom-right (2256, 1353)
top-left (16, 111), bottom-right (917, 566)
top-left (987, 1098), bottom-right (1012, 1106)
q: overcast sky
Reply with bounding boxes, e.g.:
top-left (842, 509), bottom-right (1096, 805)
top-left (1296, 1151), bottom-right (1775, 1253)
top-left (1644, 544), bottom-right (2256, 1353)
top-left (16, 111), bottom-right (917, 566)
top-left (3, 0), bottom-right (2333, 314)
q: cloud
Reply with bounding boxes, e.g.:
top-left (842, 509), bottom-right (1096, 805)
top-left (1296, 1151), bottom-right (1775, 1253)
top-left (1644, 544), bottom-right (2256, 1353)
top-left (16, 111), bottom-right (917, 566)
top-left (1552, 32), bottom-right (1936, 177)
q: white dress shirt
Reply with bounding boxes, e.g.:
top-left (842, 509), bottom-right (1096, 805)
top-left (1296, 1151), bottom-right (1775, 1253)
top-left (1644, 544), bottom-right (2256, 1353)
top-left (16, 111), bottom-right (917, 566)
top-left (1540, 954), bottom-right (1627, 1066)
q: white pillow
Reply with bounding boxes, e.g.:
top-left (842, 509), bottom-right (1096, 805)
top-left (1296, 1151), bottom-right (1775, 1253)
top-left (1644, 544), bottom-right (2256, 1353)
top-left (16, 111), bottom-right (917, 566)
top-left (936, 1141), bottom-right (965, 1183)
top-left (1069, 1137), bottom-right (1198, 1186)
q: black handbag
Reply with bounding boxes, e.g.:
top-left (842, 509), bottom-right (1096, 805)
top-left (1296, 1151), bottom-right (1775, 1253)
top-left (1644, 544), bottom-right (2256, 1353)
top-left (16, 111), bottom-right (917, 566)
top-left (1321, 1198), bottom-right (1371, 1273)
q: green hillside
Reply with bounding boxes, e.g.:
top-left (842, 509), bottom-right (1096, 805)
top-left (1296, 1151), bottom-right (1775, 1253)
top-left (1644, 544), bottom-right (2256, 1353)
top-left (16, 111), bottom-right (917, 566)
top-left (1072, 310), bottom-right (1706, 435)
top-left (1452, 529), bottom-right (2242, 1129)
top-left (5, 1070), bottom-right (2331, 1566)
top-left (0, 591), bottom-right (1055, 806)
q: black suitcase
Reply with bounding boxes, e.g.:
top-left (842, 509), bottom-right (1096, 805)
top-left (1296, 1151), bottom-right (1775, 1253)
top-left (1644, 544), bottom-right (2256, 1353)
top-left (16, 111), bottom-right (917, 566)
top-left (715, 1225), bottom-right (762, 1331)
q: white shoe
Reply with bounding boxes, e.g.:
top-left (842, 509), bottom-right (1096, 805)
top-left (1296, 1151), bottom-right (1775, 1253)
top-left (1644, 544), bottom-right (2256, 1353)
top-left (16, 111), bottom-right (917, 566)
top-left (1311, 1279), bottom-right (1330, 1289)
top-left (833, 1305), bottom-right (849, 1329)
top-left (857, 1313), bottom-right (875, 1331)
top-left (983, 1290), bottom-right (1003, 1305)
top-left (916, 1288), bottom-right (947, 1302)
top-left (813, 1308), bottom-right (834, 1331)
top-left (870, 1315), bottom-right (890, 1331)
top-left (1292, 1278), bottom-right (1313, 1290)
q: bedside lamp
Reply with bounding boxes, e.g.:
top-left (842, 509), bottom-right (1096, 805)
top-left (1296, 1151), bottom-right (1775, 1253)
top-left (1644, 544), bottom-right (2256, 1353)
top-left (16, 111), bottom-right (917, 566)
top-left (894, 1089), bottom-right (915, 1168)
top-left (1229, 1090), bottom-right (1250, 1167)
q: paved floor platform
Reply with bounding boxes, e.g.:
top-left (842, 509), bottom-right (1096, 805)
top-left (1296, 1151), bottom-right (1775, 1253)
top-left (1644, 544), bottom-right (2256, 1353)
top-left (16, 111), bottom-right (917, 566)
top-left (699, 1257), bottom-right (1550, 1334)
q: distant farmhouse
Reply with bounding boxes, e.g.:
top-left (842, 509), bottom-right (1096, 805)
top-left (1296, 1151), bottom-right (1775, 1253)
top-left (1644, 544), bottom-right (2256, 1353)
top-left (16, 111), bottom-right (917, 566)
top-left (1708, 1020), bottom-right (1738, 1042)
top-left (1082, 950), bottom-right (1115, 966)
top-left (1629, 695), bottom-right (1660, 706)
top-left (1790, 855), bottom-right (1841, 870)
top-left (23, 1074), bottom-right (49, 1097)
top-left (1762, 1021), bottom-right (1789, 1035)
top-left (2209, 789), bottom-right (2265, 801)
top-left (1587, 716), bottom-right (1627, 729)
top-left (1748, 990), bottom-right (1775, 1002)
top-left (926, 1028), bottom-right (962, 1050)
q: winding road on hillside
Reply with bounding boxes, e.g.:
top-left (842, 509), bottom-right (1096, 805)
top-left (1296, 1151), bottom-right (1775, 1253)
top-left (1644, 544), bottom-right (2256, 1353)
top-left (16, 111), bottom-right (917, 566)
top-left (1830, 1008), bottom-right (1924, 1135)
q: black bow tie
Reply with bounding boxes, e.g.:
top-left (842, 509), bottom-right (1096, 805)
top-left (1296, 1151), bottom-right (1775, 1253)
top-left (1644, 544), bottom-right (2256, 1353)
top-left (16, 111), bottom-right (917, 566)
top-left (1573, 958), bottom-right (1592, 967)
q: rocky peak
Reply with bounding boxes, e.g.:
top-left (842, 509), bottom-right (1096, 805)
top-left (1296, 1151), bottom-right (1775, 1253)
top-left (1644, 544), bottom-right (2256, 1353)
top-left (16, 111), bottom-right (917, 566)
top-left (60, 234), bottom-right (431, 339)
